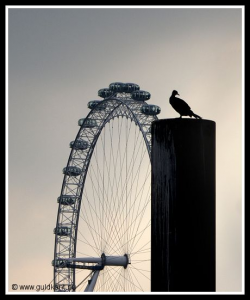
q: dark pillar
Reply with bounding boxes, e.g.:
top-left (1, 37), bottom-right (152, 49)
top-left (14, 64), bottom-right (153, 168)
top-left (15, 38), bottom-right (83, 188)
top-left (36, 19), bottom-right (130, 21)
top-left (151, 119), bottom-right (216, 292)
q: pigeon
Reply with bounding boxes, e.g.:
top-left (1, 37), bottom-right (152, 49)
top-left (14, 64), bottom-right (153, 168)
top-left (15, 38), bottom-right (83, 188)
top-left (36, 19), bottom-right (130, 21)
top-left (169, 90), bottom-right (202, 119)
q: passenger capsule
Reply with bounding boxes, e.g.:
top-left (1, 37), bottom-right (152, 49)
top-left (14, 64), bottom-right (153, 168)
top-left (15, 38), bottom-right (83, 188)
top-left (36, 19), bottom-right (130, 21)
top-left (52, 259), bottom-right (67, 268)
top-left (131, 90), bottom-right (151, 101)
top-left (57, 195), bottom-right (77, 205)
top-left (123, 83), bottom-right (140, 93)
top-left (98, 88), bottom-right (113, 98)
top-left (70, 139), bottom-right (89, 150)
top-left (109, 82), bottom-right (125, 92)
top-left (78, 118), bottom-right (97, 128)
top-left (88, 100), bottom-right (106, 110)
top-left (141, 104), bottom-right (161, 116)
top-left (63, 166), bottom-right (81, 176)
top-left (53, 226), bottom-right (71, 236)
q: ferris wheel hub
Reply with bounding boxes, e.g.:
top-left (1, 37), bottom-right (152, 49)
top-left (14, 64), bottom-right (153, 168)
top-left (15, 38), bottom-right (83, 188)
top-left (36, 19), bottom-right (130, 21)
top-left (63, 253), bottom-right (129, 269)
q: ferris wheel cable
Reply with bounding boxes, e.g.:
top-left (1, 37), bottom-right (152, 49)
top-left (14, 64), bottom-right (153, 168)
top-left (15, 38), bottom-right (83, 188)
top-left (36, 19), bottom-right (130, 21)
top-left (82, 173), bottom-right (104, 250)
top-left (130, 220), bottom-right (151, 255)
top-left (104, 145), bottom-right (148, 245)
top-left (108, 119), bottom-right (142, 194)
top-left (81, 173), bottom-right (127, 255)
top-left (78, 173), bottom-right (150, 260)
top-left (108, 177), bottom-right (151, 250)
top-left (130, 243), bottom-right (151, 256)
top-left (126, 124), bottom-right (143, 198)
top-left (84, 135), bottom-right (148, 253)
top-left (130, 265), bottom-right (151, 275)
top-left (126, 268), bottom-right (144, 292)
top-left (90, 151), bottom-right (117, 229)
top-left (94, 265), bottom-right (122, 292)
top-left (115, 143), bottom-right (148, 212)
top-left (76, 232), bottom-right (102, 254)
top-left (127, 146), bottom-right (148, 233)
top-left (120, 220), bottom-right (151, 254)
top-left (127, 123), bottom-right (139, 213)
top-left (84, 168), bottom-right (103, 251)
top-left (79, 194), bottom-right (101, 254)
top-left (132, 249), bottom-right (151, 255)
top-left (118, 220), bottom-right (151, 252)
top-left (78, 208), bottom-right (123, 256)
top-left (78, 222), bottom-right (101, 257)
top-left (103, 187), bottom-right (150, 255)
top-left (103, 122), bottom-right (117, 251)
top-left (112, 269), bottom-right (126, 292)
top-left (96, 267), bottom-right (116, 292)
top-left (110, 268), bottom-right (125, 292)
top-left (101, 177), bottom-right (150, 256)
top-left (96, 265), bottom-right (139, 293)
top-left (129, 266), bottom-right (151, 280)
top-left (82, 187), bottom-right (103, 252)
top-left (127, 177), bottom-right (151, 251)
top-left (105, 123), bottom-right (116, 213)
top-left (127, 162), bottom-right (151, 240)
top-left (129, 259), bottom-right (151, 265)
top-left (89, 142), bottom-right (119, 211)
top-left (105, 268), bottom-right (124, 292)
top-left (100, 119), bottom-right (134, 237)
top-left (111, 118), bottom-right (128, 199)
top-left (129, 189), bottom-right (151, 246)
top-left (78, 210), bottom-right (117, 256)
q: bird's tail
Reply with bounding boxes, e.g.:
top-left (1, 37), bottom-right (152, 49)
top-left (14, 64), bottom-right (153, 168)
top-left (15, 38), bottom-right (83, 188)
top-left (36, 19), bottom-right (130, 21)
top-left (190, 110), bottom-right (202, 119)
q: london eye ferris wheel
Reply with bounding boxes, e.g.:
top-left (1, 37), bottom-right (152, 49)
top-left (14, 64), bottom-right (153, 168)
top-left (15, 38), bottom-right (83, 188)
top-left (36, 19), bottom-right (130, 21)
top-left (53, 82), bottom-right (161, 292)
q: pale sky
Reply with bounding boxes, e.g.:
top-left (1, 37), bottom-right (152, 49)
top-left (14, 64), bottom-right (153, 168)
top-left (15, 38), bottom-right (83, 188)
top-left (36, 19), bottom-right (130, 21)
top-left (7, 6), bottom-right (243, 294)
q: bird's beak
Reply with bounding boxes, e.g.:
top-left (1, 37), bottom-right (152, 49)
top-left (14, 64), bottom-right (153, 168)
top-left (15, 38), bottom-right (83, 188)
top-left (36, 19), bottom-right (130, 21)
top-left (177, 93), bottom-right (180, 96)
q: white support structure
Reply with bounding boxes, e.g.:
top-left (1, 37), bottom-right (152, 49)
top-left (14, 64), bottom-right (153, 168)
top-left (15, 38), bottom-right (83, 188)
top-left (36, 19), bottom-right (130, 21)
top-left (59, 255), bottom-right (129, 292)
top-left (64, 255), bottom-right (128, 268)
top-left (84, 271), bottom-right (100, 292)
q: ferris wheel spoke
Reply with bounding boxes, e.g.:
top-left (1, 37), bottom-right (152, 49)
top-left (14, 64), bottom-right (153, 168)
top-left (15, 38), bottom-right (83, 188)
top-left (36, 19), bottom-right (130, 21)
top-left (81, 187), bottom-right (128, 256)
top-left (82, 173), bottom-right (104, 250)
top-left (96, 119), bottom-right (131, 252)
top-left (120, 220), bottom-right (151, 254)
top-left (130, 220), bottom-right (151, 256)
top-left (126, 167), bottom-right (151, 249)
top-left (129, 184), bottom-right (151, 251)
top-left (107, 144), bottom-right (148, 250)
top-left (79, 206), bottom-right (121, 256)
top-left (130, 241), bottom-right (151, 257)
top-left (126, 268), bottom-right (145, 292)
top-left (83, 163), bottom-right (127, 254)
top-left (101, 267), bottom-right (124, 292)
top-left (129, 259), bottom-right (151, 265)
top-left (78, 214), bottom-right (100, 256)
top-left (76, 232), bottom-right (102, 255)
top-left (90, 131), bottom-right (123, 239)
top-left (98, 123), bottom-right (126, 247)
top-left (129, 265), bottom-right (151, 280)
top-left (126, 144), bottom-right (148, 242)
top-left (108, 172), bottom-right (151, 250)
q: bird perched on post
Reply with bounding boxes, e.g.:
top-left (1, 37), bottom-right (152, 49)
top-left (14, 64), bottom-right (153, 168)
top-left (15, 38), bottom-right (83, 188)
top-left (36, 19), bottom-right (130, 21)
top-left (169, 90), bottom-right (202, 119)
